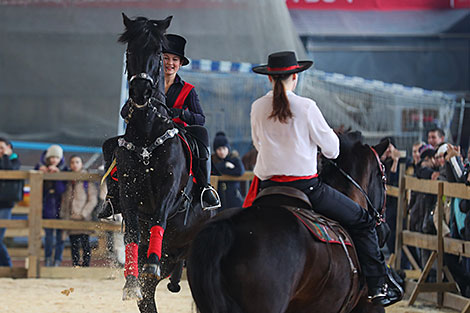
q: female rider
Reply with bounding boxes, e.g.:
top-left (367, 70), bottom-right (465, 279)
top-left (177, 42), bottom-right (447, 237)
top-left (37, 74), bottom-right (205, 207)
top-left (248, 51), bottom-right (401, 307)
top-left (100, 34), bottom-right (219, 218)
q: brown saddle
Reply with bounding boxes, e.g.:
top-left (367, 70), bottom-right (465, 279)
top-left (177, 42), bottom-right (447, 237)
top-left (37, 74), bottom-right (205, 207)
top-left (253, 186), bottom-right (312, 209)
top-left (253, 186), bottom-right (352, 247)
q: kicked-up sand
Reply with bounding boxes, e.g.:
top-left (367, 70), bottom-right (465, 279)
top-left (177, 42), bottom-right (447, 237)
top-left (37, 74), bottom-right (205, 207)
top-left (0, 276), bottom-right (458, 313)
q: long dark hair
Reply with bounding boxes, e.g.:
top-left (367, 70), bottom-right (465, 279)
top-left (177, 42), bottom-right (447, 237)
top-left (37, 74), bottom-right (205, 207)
top-left (269, 74), bottom-right (293, 123)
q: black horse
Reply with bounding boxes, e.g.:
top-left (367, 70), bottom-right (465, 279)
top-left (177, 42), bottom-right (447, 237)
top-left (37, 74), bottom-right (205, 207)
top-left (112, 14), bottom-right (211, 313)
top-left (187, 132), bottom-right (390, 313)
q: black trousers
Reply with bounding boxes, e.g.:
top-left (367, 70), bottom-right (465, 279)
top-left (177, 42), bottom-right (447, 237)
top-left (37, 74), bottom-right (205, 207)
top-left (70, 234), bottom-right (91, 267)
top-left (260, 177), bottom-right (386, 279)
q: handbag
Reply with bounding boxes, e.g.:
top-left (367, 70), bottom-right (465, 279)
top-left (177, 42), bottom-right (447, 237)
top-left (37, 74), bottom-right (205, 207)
top-left (0, 179), bottom-right (24, 202)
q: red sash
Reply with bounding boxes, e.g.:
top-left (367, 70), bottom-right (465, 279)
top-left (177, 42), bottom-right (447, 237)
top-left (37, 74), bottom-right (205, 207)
top-left (242, 174), bottom-right (318, 208)
top-left (172, 82), bottom-right (194, 126)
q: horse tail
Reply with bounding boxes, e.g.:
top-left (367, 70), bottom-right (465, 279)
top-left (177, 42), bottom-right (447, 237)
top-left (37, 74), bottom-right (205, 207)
top-left (187, 218), bottom-right (241, 313)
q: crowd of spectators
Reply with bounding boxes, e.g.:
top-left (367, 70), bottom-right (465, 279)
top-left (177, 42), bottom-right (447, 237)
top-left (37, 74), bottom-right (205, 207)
top-left (380, 127), bottom-right (470, 297)
top-left (0, 142), bottom-right (123, 268)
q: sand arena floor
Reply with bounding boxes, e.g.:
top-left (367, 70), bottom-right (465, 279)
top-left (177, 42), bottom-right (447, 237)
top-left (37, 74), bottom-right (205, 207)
top-left (0, 276), bottom-right (458, 313)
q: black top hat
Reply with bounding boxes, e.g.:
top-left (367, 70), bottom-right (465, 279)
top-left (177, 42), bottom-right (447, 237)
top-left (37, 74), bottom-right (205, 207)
top-left (163, 34), bottom-right (190, 66)
top-left (252, 51), bottom-right (313, 75)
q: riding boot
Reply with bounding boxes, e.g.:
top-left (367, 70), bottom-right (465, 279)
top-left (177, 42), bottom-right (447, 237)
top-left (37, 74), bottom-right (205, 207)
top-left (185, 125), bottom-right (220, 210)
top-left (97, 137), bottom-right (122, 219)
top-left (198, 157), bottom-right (221, 210)
top-left (98, 176), bottom-right (121, 219)
top-left (367, 273), bottom-right (403, 307)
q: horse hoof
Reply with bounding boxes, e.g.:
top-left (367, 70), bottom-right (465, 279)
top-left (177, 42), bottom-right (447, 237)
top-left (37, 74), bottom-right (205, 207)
top-left (122, 275), bottom-right (143, 301)
top-left (167, 282), bottom-right (181, 293)
top-left (142, 263), bottom-right (161, 279)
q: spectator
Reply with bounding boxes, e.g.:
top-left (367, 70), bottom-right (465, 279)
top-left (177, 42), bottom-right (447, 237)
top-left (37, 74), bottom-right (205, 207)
top-left (0, 138), bottom-right (21, 267)
top-left (427, 127), bottom-right (445, 149)
top-left (378, 137), bottom-right (403, 256)
top-left (211, 132), bottom-right (245, 210)
top-left (436, 143), bottom-right (470, 295)
top-left (407, 141), bottom-right (425, 176)
top-left (409, 145), bottom-right (437, 235)
top-left (35, 144), bottom-right (67, 267)
top-left (60, 155), bottom-right (97, 267)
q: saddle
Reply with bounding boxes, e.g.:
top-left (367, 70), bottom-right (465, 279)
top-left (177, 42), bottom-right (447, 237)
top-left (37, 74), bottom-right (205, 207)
top-left (177, 127), bottom-right (200, 176)
top-left (253, 186), bottom-right (352, 247)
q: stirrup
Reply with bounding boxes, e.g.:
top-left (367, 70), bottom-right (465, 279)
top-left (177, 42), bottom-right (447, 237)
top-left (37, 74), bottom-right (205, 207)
top-left (200, 185), bottom-right (221, 211)
top-left (99, 197), bottom-right (116, 220)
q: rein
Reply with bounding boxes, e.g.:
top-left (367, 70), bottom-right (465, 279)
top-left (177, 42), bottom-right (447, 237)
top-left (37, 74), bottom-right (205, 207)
top-left (327, 146), bottom-right (387, 222)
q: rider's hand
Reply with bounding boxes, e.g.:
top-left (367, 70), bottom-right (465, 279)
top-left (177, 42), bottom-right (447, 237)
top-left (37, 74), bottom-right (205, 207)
top-left (169, 108), bottom-right (182, 118)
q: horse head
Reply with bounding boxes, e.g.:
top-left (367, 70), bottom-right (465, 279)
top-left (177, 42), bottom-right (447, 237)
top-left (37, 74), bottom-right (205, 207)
top-left (119, 13), bottom-right (173, 137)
top-left (321, 131), bottom-right (389, 216)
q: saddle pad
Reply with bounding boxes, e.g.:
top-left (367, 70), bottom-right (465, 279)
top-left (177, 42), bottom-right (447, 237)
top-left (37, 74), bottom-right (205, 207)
top-left (288, 207), bottom-right (353, 247)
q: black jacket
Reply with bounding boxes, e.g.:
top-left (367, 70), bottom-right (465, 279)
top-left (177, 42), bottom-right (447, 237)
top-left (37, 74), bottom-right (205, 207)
top-left (0, 153), bottom-right (21, 208)
top-left (212, 152), bottom-right (245, 210)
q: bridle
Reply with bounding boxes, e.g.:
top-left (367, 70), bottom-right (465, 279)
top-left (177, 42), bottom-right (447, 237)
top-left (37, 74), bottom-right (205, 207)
top-left (327, 146), bottom-right (387, 222)
top-left (126, 51), bottom-right (169, 113)
top-left (120, 47), bottom-right (179, 166)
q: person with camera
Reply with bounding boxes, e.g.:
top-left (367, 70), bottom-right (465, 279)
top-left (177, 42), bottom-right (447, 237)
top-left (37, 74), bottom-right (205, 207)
top-left (0, 138), bottom-right (21, 267)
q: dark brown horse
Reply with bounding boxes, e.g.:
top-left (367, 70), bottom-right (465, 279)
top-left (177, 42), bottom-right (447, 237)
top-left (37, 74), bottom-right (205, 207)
top-left (186, 132), bottom-right (389, 313)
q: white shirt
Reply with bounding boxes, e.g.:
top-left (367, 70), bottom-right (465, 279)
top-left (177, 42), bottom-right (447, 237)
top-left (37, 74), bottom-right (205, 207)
top-left (251, 90), bottom-right (339, 180)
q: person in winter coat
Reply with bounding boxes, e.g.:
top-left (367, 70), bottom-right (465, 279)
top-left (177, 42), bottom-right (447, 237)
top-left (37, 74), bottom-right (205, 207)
top-left (35, 144), bottom-right (67, 267)
top-left (60, 155), bottom-right (98, 267)
top-left (0, 138), bottom-right (21, 266)
top-left (211, 132), bottom-right (245, 210)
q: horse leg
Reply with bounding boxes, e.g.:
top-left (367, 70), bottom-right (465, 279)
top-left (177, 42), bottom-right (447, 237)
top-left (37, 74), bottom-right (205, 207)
top-left (137, 218), bottom-right (160, 313)
top-left (142, 207), bottom-right (170, 278)
top-left (122, 208), bottom-right (143, 301)
top-left (167, 261), bottom-right (183, 293)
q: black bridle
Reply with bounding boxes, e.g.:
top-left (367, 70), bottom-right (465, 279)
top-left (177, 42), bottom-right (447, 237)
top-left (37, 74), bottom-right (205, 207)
top-left (121, 48), bottom-right (179, 165)
top-left (327, 146), bottom-right (387, 222)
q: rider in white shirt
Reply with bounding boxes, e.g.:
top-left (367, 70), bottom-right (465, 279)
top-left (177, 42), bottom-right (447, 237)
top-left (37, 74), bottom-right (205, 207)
top-left (249, 51), bottom-right (402, 307)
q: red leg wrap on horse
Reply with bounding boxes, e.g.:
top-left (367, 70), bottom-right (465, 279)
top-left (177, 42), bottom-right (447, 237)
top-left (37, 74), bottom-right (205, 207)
top-left (124, 243), bottom-right (139, 278)
top-left (148, 225), bottom-right (165, 259)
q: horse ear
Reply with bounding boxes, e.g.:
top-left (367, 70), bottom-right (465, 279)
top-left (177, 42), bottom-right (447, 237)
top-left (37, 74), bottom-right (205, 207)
top-left (373, 139), bottom-right (390, 157)
top-left (122, 13), bottom-right (132, 28)
top-left (158, 16), bottom-right (173, 31)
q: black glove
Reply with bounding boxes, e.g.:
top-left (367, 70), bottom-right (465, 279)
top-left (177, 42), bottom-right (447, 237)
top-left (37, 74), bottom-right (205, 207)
top-left (180, 109), bottom-right (192, 123)
top-left (169, 108), bottom-right (183, 118)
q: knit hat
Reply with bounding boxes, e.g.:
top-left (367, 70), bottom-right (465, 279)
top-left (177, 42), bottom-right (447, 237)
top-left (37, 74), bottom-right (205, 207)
top-left (419, 144), bottom-right (435, 160)
top-left (213, 132), bottom-right (230, 151)
top-left (45, 144), bottom-right (63, 159)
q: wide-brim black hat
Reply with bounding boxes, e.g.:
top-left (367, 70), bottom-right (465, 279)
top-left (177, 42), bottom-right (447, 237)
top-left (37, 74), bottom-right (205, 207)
top-left (163, 34), bottom-right (190, 66)
top-left (252, 51), bottom-right (313, 75)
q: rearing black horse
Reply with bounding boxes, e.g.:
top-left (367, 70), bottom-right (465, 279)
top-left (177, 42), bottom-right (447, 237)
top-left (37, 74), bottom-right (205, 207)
top-left (111, 14), bottom-right (211, 313)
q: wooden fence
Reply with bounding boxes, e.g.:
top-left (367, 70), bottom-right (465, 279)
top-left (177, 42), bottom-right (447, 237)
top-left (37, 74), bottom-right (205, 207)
top-left (3, 167), bottom-right (469, 311)
top-left (391, 166), bottom-right (470, 313)
top-left (0, 170), bottom-right (257, 279)
top-left (0, 170), bottom-right (121, 279)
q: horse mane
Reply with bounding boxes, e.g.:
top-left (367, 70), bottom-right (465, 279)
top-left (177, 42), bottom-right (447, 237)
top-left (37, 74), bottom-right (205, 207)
top-left (320, 130), bottom-right (368, 184)
top-left (118, 16), bottom-right (167, 49)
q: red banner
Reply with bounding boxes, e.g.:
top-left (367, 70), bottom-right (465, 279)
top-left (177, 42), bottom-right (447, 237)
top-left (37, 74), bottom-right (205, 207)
top-left (286, 0), bottom-right (470, 10)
